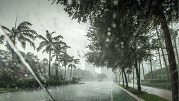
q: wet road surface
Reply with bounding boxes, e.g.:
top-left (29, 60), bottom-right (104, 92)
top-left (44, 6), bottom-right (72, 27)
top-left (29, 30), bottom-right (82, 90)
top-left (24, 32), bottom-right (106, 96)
top-left (0, 81), bottom-right (136, 101)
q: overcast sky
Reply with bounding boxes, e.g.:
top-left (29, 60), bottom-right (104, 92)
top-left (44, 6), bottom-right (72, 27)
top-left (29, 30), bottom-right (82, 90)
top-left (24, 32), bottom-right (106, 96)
top-left (0, 0), bottom-right (89, 69)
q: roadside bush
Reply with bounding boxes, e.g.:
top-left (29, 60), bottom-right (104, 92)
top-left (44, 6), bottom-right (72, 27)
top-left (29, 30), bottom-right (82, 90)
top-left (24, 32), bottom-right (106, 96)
top-left (141, 82), bottom-right (171, 90)
top-left (0, 70), bottom-right (17, 88)
top-left (148, 79), bottom-right (168, 83)
top-left (141, 79), bottom-right (148, 83)
top-left (14, 79), bottom-right (40, 88)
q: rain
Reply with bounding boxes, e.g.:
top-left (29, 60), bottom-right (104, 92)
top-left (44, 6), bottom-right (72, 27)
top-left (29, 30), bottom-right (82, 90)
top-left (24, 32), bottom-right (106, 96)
top-left (0, 0), bottom-right (179, 101)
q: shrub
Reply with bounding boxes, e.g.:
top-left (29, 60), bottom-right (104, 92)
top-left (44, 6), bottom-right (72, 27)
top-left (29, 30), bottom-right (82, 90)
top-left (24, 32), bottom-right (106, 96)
top-left (148, 79), bottom-right (168, 83)
top-left (0, 70), bottom-right (17, 88)
top-left (141, 82), bottom-right (171, 90)
top-left (141, 79), bottom-right (148, 83)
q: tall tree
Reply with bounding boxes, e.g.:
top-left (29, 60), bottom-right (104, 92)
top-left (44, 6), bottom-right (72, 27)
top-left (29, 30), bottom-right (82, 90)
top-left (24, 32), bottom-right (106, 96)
top-left (36, 30), bottom-right (63, 77)
top-left (156, 27), bottom-right (170, 82)
top-left (1, 21), bottom-right (37, 70)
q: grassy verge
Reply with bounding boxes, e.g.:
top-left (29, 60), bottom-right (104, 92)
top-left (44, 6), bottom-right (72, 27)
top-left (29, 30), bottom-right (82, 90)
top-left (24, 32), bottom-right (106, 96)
top-left (0, 88), bottom-right (20, 92)
top-left (118, 84), bottom-right (170, 101)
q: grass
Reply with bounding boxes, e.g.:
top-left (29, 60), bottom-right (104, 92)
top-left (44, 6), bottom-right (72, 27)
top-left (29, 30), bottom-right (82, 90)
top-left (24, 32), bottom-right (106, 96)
top-left (118, 84), bottom-right (170, 101)
top-left (0, 88), bottom-right (17, 91)
top-left (138, 94), bottom-right (170, 101)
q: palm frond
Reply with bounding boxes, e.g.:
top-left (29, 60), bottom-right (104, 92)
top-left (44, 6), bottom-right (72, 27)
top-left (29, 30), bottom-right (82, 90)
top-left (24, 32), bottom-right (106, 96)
top-left (37, 41), bottom-right (47, 51)
top-left (20, 30), bottom-right (37, 35)
top-left (18, 33), bottom-right (35, 41)
top-left (21, 37), bottom-right (36, 49)
top-left (35, 35), bottom-right (48, 42)
top-left (17, 21), bottom-right (32, 30)
top-left (1, 26), bottom-right (12, 34)
top-left (53, 35), bottom-right (63, 41)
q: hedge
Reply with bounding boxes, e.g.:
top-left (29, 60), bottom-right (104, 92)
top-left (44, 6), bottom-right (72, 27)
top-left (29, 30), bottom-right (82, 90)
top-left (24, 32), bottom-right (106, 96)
top-left (141, 82), bottom-right (171, 90)
top-left (148, 79), bottom-right (168, 83)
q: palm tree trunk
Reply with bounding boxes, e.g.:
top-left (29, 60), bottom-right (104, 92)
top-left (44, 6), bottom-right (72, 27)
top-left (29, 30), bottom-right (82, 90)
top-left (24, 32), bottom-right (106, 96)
top-left (55, 57), bottom-right (58, 77)
top-left (158, 11), bottom-right (178, 101)
top-left (156, 26), bottom-right (170, 82)
top-left (70, 67), bottom-right (72, 78)
top-left (157, 48), bottom-right (163, 69)
top-left (142, 62), bottom-right (145, 79)
top-left (122, 68), bottom-right (128, 88)
top-left (49, 50), bottom-right (51, 77)
top-left (135, 60), bottom-right (141, 94)
top-left (174, 38), bottom-right (179, 64)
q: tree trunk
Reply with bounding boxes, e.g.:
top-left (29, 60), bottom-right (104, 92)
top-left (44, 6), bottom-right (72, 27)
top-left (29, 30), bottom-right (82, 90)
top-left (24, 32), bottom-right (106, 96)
top-left (149, 57), bottom-right (153, 79)
top-left (157, 48), bottom-right (163, 69)
top-left (156, 27), bottom-right (170, 82)
top-left (48, 50), bottom-right (51, 77)
top-left (135, 60), bottom-right (141, 94)
top-left (122, 68), bottom-right (128, 88)
top-left (119, 73), bottom-right (120, 84)
top-left (142, 62), bottom-right (145, 79)
top-left (64, 65), bottom-right (67, 79)
top-left (122, 71), bottom-right (124, 86)
top-left (55, 56), bottom-right (58, 77)
top-left (133, 68), bottom-right (134, 88)
top-left (159, 12), bottom-right (178, 101)
top-left (174, 38), bottom-right (179, 64)
top-left (70, 67), bottom-right (72, 78)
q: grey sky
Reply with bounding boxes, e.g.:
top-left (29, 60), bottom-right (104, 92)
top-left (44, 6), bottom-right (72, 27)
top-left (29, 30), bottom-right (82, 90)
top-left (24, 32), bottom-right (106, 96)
top-left (0, 0), bottom-right (88, 69)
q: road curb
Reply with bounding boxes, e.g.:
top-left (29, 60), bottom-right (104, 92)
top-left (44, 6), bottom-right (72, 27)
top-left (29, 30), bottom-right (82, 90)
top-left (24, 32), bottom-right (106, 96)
top-left (118, 85), bottom-right (145, 101)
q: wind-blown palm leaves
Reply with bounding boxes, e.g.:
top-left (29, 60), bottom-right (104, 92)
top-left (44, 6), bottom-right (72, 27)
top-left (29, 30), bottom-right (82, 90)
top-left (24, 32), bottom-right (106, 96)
top-left (1, 21), bottom-right (37, 70)
top-left (58, 53), bottom-right (72, 79)
top-left (36, 30), bottom-right (63, 77)
top-left (68, 58), bottom-right (79, 78)
top-left (52, 41), bottom-right (70, 76)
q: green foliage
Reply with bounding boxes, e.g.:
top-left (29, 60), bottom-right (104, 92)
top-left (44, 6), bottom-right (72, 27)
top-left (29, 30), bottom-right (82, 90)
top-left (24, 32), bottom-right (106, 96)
top-left (0, 70), bottom-right (17, 88)
top-left (148, 79), bottom-right (168, 83)
top-left (14, 79), bottom-right (39, 88)
top-left (141, 82), bottom-right (171, 90)
top-left (144, 67), bottom-right (170, 80)
top-left (138, 94), bottom-right (170, 101)
top-left (119, 84), bottom-right (169, 101)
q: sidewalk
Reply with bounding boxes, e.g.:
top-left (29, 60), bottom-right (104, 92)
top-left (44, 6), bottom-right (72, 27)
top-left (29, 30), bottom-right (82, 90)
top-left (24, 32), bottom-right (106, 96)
top-left (111, 83), bottom-right (139, 101)
top-left (128, 83), bottom-right (172, 101)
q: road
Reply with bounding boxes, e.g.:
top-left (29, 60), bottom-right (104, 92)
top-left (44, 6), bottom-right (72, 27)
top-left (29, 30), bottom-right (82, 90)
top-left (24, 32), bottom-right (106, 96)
top-left (0, 81), bottom-right (136, 101)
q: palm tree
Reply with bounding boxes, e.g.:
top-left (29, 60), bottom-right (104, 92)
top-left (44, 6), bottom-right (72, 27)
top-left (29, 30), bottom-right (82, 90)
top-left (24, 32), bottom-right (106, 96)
top-left (59, 53), bottom-right (72, 79)
top-left (53, 42), bottom-right (70, 76)
top-left (68, 58), bottom-right (79, 78)
top-left (68, 64), bottom-right (76, 78)
top-left (1, 21), bottom-right (37, 70)
top-left (36, 30), bottom-right (63, 77)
